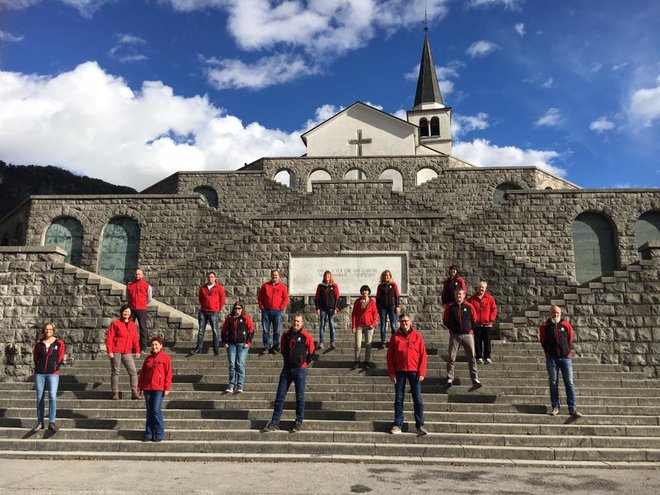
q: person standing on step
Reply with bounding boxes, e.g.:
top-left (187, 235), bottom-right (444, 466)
top-left (262, 314), bottom-right (315, 433)
top-left (540, 305), bottom-right (582, 418)
top-left (376, 270), bottom-right (400, 349)
top-left (138, 336), bottom-right (172, 442)
top-left (351, 285), bottom-right (378, 369)
top-left (258, 269), bottom-right (289, 355)
top-left (221, 301), bottom-right (254, 393)
top-left (441, 265), bottom-right (467, 306)
top-left (386, 313), bottom-right (428, 435)
top-left (314, 270), bottom-right (340, 350)
top-left (126, 268), bottom-right (153, 352)
top-left (193, 271), bottom-right (226, 355)
top-left (469, 281), bottom-right (498, 364)
top-left (443, 288), bottom-right (482, 388)
top-left (106, 305), bottom-right (141, 400)
top-left (31, 322), bottom-right (65, 433)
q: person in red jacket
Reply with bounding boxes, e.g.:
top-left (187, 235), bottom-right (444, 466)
top-left (376, 269), bottom-right (401, 349)
top-left (126, 268), bottom-right (152, 352)
top-left (258, 269), bottom-right (289, 354)
top-left (31, 321), bottom-right (65, 433)
top-left (440, 265), bottom-right (467, 306)
top-left (386, 314), bottom-right (428, 435)
top-left (443, 288), bottom-right (481, 388)
top-left (351, 285), bottom-right (378, 369)
top-left (221, 301), bottom-right (255, 393)
top-left (193, 271), bottom-right (226, 355)
top-left (106, 304), bottom-right (141, 400)
top-left (262, 314), bottom-right (314, 433)
top-left (138, 336), bottom-right (172, 442)
top-left (469, 281), bottom-right (498, 364)
top-left (314, 270), bottom-right (340, 350)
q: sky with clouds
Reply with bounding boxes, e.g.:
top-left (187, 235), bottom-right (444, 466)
top-left (0, 0), bottom-right (659, 190)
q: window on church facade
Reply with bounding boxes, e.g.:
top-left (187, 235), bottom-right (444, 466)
top-left (419, 118), bottom-right (429, 137)
top-left (44, 217), bottom-right (84, 267)
top-left (493, 182), bottom-right (522, 204)
top-left (636, 211), bottom-right (660, 250)
top-left (99, 217), bottom-right (140, 284)
top-left (193, 186), bottom-right (218, 208)
top-left (572, 212), bottom-right (617, 284)
top-left (430, 117), bottom-right (440, 136)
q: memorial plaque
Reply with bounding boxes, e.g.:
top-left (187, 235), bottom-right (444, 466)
top-left (289, 252), bottom-right (408, 295)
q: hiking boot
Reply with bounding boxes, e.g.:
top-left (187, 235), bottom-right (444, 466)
top-left (389, 425), bottom-right (402, 435)
top-left (550, 408), bottom-right (560, 416)
top-left (569, 409), bottom-right (583, 418)
top-left (262, 422), bottom-right (279, 432)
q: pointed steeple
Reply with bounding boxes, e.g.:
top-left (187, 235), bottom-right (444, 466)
top-left (413, 32), bottom-right (444, 110)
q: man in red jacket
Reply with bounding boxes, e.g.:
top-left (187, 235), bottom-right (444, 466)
top-left (386, 313), bottom-right (428, 435)
top-left (258, 269), bottom-right (289, 355)
top-left (126, 268), bottom-right (153, 352)
top-left (193, 271), bottom-right (226, 355)
top-left (443, 288), bottom-right (482, 388)
top-left (469, 281), bottom-right (498, 364)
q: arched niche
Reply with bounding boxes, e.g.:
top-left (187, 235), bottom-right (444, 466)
top-left (273, 169), bottom-right (295, 188)
top-left (44, 217), bottom-right (83, 266)
top-left (636, 211), bottom-right (660, 249)
top-left (493, 182), bottom-right (522, 204)
top-left (416, 168), bottom-right (438, 186)
top-left (344, 168), bottom-right (367, 180)
top-left (193, 186), bottom-right (218, 208)
top-left (379, 168), bottom-right (404, 192)
top-left (307, 169), bottom-right (332, 192)
top-left (572, 212), bottom-right (617, 284)
top-left (430, 116), bottom-right (440, 136)
top-left (99, 216), bottom-right (140, 284)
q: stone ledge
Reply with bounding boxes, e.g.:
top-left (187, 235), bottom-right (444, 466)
top-left (0, 246), bottom-right (67, 256)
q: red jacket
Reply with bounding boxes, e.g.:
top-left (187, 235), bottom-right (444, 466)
top-left (280, 328), bottom-right (315, 369)
top-left (138, 351), bottom-right (172, 392)
top-left (468, 292), bottom-right (498, 326)
top-left (33, 338), bottom-right (65, 375)
top-left (258, 281), bottom-right (289, 311)
top-left (441, 275), bottom-right (467, 305)
top-left (314, 282), bottom-right (340, 311)
top-left (198, 283), bottom-right (226, 312)
top-left (126, 279), bottom-right (150, 310)
top-left (221, 314), bottom-right (255, 346)
top-left (106, 319), bottom-right (140, 354)
top-left (351, 297), bottom-right (378, 329)
top-left (540, 319), bottom-right (574, 359)
top-left (387, 328), bottom-right (428, 378)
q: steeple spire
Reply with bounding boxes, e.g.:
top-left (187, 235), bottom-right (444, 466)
top-left (413, 30), bottom-right (443, 110)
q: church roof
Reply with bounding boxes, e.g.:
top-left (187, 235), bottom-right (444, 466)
top-left (413, 32), bottom-right (443, 109)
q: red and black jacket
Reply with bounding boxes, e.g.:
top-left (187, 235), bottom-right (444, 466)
top-left (443, 301), bottom-right (477, 335)
top-left (376, 282), bottom-right (400, 309)
top-left (441, 275), bottom-right (467, 305)
top-left (280, 328), bottom-right (315, 369)
top-left (314, 283), bottom-right (340, 311)
top-left (540, 319), bottom-right (574, 358)
top-left (221, 314), bottom-right (255, 346)
top-left (33, 338), bottom-right (65, 375)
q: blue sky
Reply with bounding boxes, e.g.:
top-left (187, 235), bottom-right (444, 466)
top-left (0, 0), bottom-right (659, 190)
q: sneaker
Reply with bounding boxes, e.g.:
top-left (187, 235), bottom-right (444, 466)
top-left (477, 358), bottom-right (484, 365)
top-left (569, 409), bottom-right (583, 418)
top-left (191, 348), bottom-right (201, 355)
top-left (485, 358), bottom-right (492, 364)
top-left (472, 379), bottom-right (483, 388)
top-left (446, 380), bottom-right (453, 388)
top-left (48, 423), bottom-right (59, 433)
top-left (225, 387), bottom-right (234, 393)
top-left (30, 422), bottom-right (44, 431)
top-left (318, 342), bottom-right (325, 350)
top-left (262, 421), bottom-right (279, 432)
top-left (417, 426), bottom-right (428, 436)
top-left (142, 436), bottom-right (152, 442)
top-left (236, 388), bottom-right (244, 394)
top-left (291, 422), bottom-right (302, 433)
top-left (389, 425), bottom-right (402, 435)
top-left (329, 342), bottom-right (336, 350)
top-left (550, 408), bottom-right (560, 416)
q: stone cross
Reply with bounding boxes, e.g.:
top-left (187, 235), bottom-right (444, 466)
top-left (348, 129), bottom-right (372, 157)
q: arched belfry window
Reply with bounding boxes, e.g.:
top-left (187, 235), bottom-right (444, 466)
top-left (194, 186), bottom-right (218, 208)
top-left (99, 217), bottom-right (140, 284)
top-left (307, 169), bottom-right (332, 192)
top-left (636, 211), bottom-right (660, 250)
top-left (44, 217), bottom-right (84, 267)
top-left (419, 118), bottom-right (429, 138)
top-left (493, 182), bottom-right (522, 204)
top-left (430, 117), bottom-right (440, 136)
top-left (572, 212), bottom-right (617, 284)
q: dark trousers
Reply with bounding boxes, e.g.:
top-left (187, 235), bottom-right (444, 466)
top-left (132, 309), bottom-right (149, 350)
top-left (271, 367), bottom-right (307, 425)
top-left (394, 371), bottom-right (424, 429)
top-left (143, 390), bottom-right (165, 440)
top-left (474, 325), bottom-right (492, 360)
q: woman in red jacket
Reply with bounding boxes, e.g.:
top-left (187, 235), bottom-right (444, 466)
top-left (32, 321), bottom-right (65, 432)
top-left (106, 305), bottom-right (140, 400)
top-left (351, 285), bottom-right (378, 369)
top-left (138, 336), bottom-right (172, 442)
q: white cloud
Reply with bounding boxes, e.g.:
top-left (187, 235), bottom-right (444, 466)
top-left (612, 62), bottom-right (628, 71)
top-left (0, 62), bottom-right (306, 190)
top-left (629, 78), bottom-right (660, 127)
top-left (466, 40), bottom-right (499, 58)
top-left (589, 117), bottom-right (615, 134)
top-left (302, 104), bottom-right (343, 132)
top-left (206, 53), bottom-right (318, 90)
top-left (514, 22), bottom-right (525, 36)
top-left (467, 0), bottom-right (522, 9)
top-left (0, 0), bottom-right (40, 9)
top-left (0, 0), bottom-right (108, 17)
top-left (452, 112), bottom-right (489, 137)
top-left (454, 138), bottom-right (564, 176)
top-left (0, 29), bottom-right (24, 42)
top-left (108, 34), bottom-right (148, 63)
top-left (534, 107), bottom-right (563, 127)
top-left (540, 77), bottom-right (554, 88)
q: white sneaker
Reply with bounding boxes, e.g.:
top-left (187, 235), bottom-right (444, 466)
top-left (477, 358), bottom-right (484, 364)
top-left (225, 387), bottom-right (234, 393)
top-left (485, 358), bottom-right (492, 364)
top-left (389, 425), bottom-right (402, 434)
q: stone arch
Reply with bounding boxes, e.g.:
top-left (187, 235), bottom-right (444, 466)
top-left (419, 118), bottom-right (429, 137)
top-left (379, 168), bottom-right (404, 192)
top-left (430, 116), bottom-right (440, 136)
top-left (572, 211), bottom-right (618, 284)
top-left (493, 182), bottom-right (522, 204)
top-left (636, 210), bottom-right (660, 249)
top-left (344, 168), bottom-right (367, 180)
top-left (99, 216), bottom-right (140, 284)
top-left (193, 186), bottom-right (218, 208)
top-left (273, 169), bottom-right (296, 188)
top-left (44, 216), bottom-right (84, 266)
top-left (307, 169), bottom-right (332, 192)
top-left (416, 167), bottom-right (439, 186)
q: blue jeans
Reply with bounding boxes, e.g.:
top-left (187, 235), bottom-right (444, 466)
top-left (35, 373), bottom-right (59, 424)
top-left (271, 367), bottom-right (307, 425)
top-left (378, 306), bottom-right (397, 343)
top-left (318, 309), bottom-right (336, 344)
top-left (262, 309), bottom-right (283, 350)
top-left (144, 390), bottom-right (165, 441)
top-left (546, 357), bottom-right (577, 410)
top-left (226, 344), bottom-right (250, 389)
top-left (393, 371), bottom-right (424, 429)
top-left (197, 311), bottom-right (219, 351)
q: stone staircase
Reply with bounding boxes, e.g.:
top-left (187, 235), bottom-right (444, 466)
top-left (1, 331), bottom-right (660, 466)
